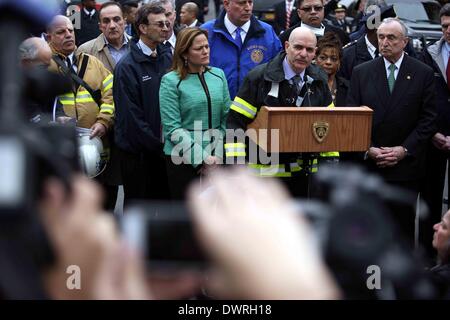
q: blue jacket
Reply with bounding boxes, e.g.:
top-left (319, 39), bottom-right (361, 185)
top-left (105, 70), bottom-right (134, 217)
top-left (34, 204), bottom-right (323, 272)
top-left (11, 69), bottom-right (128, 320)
top-left (201, 11), bottom-right (281, 99)
top-left (113, 40), bottom-right (172, 154)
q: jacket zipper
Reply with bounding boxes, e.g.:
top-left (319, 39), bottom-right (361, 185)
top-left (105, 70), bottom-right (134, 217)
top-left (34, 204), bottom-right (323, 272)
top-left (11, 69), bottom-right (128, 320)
top-left (198, 72), bottom-right (214, 154)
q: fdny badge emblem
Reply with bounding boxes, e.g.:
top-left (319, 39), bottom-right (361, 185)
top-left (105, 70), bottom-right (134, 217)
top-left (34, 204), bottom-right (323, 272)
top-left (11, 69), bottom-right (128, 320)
top-left (312, 121), bottom-right (329, 143)
top-left (250, 49), bottom-right (264, 63)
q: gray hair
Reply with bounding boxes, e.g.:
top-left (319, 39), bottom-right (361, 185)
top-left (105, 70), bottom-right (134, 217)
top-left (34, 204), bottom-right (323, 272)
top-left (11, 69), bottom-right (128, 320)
top-left (379, 17), bottom-right (408, 37)
top-left (19, 37), bottom-right (42, 61)
top-left (146, 0), bottom-right (175, 11)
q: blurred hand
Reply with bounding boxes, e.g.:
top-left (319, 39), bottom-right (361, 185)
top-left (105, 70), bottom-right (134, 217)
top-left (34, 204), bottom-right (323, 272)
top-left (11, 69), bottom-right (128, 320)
top-left (90, 122), bottom-right (106, 139)
top-left (56, 116), bottom-right (76, 125)
top-left (442, 136), bottom-right (450, 152)
top-left (432, 132), bottom-right (446, 150)
top-left (188, 168), bottom-right (341, 300)
top-left (39, 175), bottom-right (151, 299)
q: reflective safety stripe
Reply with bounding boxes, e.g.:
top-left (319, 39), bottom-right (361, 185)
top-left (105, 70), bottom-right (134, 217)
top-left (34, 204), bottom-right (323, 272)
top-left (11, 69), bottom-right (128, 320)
top-left (102, 74), bottom-right (113, 92)
top-left (248, 163), bottom-right (292, 177)
top-left (76, 92), bottom-right (96, 103)
top-left (100, 103), bottom-right (114, 115)
top-left (320, 152), bottom-right (340, 157)
top-left (225, 142), bottom-right (246, 157)
top-left (59, 93), bottom-right (75, 105)
top-left (247, 158), bottom-right (320, 177)
top-left (230, 96), bottom-right (257, 119)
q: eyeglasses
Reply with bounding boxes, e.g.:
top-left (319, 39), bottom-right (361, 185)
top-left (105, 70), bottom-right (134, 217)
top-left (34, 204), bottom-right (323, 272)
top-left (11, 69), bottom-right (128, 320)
top-left (148, 21), bottom-right (170, 28)
top-left (300, 5), bottom-right (324, 12)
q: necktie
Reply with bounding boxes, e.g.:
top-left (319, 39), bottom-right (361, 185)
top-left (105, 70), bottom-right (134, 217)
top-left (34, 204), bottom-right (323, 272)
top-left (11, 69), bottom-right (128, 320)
top-left (235, 27), bottom-right (243, 50)
top-left (388, 63), bottom-right (396, 93)
top-left (66, 57), bottom-right (77, 76)
top-left (446, 55), bottom-right (450, 91)
top-left (292, 74), bottom-right (302, 95)
top-left (286, 0), bottom-right (293, 30)
top-left (150, 51), bottom-right (157, 58)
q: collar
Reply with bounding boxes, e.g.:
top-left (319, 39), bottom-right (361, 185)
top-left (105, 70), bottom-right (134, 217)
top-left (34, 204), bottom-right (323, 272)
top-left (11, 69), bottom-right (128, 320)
top-left (137, 39), bottom-right (157, 57)
top-left (443, 41), bottom-right (450, 58)
top-left (224, 14), bottom-right (251, 36)
top-left (83, 8), bottom-right (95, 16)
top-left (188, 19), bottom-right (198, 28)
top-left (286, 0), bottom-right (294, 10)
top-left (167, 32), bottom-right (176, 49)
top-left (300, 22), bottom-right (325, 37)
top-left (263, 52), bottom-right (323, 84)
top-left (212, 10), bottom-right (265, 40)
top-left (67, 52), bottom-right (75, 64)
top-left (282, 56), bottom-right (305, 81)
top-left (383, 53), bottom-right (404, 71)
top-left (103, 33), bottom-right (129, 49)
top-left (365, 35), bottom-right (377, 58)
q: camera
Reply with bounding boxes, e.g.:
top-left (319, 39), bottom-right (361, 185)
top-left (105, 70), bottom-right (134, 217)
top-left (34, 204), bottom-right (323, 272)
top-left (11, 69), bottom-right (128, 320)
top-left (121, 202), bottom-right (206, 270)
top-left (121, 164), bottom-right (438, 299)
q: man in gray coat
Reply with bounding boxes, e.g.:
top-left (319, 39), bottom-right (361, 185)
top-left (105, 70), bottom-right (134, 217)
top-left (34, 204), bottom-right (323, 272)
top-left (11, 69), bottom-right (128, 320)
top-left (77, 1), bottom-right (131, 72)
top-left (77, 2), bottom-right (131, 211)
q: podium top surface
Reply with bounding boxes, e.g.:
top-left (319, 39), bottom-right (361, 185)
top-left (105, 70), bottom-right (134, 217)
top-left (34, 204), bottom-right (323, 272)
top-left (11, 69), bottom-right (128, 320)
top-left (262, 106), bottom-right (373, 113)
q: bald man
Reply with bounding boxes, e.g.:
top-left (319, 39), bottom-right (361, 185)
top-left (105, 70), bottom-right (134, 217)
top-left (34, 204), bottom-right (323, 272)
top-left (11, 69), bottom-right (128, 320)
top-left (19, 37), bottom-right (53, 68)
top-left (225, 27), bottom-right (332, 198)
top-left (179, 2), bottom-right (200, 27)
top-left (47, 15), bottom-right (118, 210)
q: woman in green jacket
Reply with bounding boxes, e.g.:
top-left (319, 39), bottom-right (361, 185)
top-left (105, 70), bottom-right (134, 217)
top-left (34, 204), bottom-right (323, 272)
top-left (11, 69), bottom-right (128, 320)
top-left (160, 27), bottom-right (231, 199)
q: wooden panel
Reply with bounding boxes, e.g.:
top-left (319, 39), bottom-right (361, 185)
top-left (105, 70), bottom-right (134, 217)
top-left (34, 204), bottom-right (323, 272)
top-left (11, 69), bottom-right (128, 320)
top-left (247, 106), bottom-right (373, 152)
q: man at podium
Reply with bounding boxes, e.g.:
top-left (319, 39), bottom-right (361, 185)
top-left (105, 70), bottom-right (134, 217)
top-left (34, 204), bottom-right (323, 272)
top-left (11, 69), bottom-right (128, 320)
top-left (225, 27), bottom-right (333, 197)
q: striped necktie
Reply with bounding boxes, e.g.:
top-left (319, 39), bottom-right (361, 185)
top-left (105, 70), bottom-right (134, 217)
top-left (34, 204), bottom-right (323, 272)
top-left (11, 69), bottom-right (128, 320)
top-left (286, 0), bottom-right (293, 30)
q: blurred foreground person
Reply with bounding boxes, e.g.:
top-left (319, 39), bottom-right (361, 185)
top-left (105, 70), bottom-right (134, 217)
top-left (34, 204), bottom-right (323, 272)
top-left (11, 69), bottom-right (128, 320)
top-left (188, 168), bottom-right (341, 299)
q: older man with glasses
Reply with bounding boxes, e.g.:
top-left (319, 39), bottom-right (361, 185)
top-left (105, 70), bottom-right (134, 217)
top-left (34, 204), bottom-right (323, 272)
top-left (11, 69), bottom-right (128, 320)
top-left (113, 3), bottom-right (173, 204)
top-left (279, 0), bottom-right (349, 47)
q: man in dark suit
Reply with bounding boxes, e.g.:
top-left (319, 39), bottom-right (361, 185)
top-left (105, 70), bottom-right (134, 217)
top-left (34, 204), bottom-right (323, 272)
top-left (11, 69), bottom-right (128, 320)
top-left (279, 0), bottom-right (349, 47)
top-left (347, 18), bottom-right (437, 241)
top-left (179, 2), bottom-right (202, 27)
top-left (339, 4), bottom-right (397, 81)
top-left (176, 0), bottom-right (207, 23)
top-left (75, 0), bottom-right (101, 46)
top-left (272, 0), bottom-right (300, 35)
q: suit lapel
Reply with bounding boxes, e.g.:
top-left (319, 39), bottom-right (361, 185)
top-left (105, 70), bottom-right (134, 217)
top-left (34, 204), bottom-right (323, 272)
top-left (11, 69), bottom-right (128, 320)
top-left (387, 55), bottom-right (415, 110)
top-left (373, 58), bottom-right (390, 111)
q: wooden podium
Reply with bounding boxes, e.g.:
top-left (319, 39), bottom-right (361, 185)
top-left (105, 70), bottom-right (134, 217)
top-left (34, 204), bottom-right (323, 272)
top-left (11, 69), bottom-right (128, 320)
top-left (246, 106), bottom-right (373, 153)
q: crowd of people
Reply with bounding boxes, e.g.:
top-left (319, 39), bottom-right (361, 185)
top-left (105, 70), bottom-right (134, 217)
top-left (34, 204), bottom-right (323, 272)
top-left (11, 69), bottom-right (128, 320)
top-left (8, 0), bottom-right (450, 299)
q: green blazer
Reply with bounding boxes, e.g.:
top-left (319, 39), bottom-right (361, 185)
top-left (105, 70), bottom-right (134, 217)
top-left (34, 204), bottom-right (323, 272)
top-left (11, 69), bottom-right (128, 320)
top-left (160, 67), bottom-right (231, 167)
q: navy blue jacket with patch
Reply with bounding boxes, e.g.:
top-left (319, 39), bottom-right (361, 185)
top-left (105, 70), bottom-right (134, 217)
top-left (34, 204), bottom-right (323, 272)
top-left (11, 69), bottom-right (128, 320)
top-left (113, 40), bottom-right (172, 154)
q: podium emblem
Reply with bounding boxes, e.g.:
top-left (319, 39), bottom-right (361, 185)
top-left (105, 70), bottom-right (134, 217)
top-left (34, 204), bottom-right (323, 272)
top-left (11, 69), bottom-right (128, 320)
top-left (312, 121), bottom-right (329, 143)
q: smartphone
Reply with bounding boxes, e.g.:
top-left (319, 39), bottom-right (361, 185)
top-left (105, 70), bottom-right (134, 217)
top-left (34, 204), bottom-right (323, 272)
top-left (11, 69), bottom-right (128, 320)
top-left (121, 201), bottom-right (206, 270)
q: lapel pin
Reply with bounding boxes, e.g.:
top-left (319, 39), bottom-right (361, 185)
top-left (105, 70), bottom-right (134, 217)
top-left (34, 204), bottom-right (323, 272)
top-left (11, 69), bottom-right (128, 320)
top-left (406, 75), bottom-right (411, 80)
